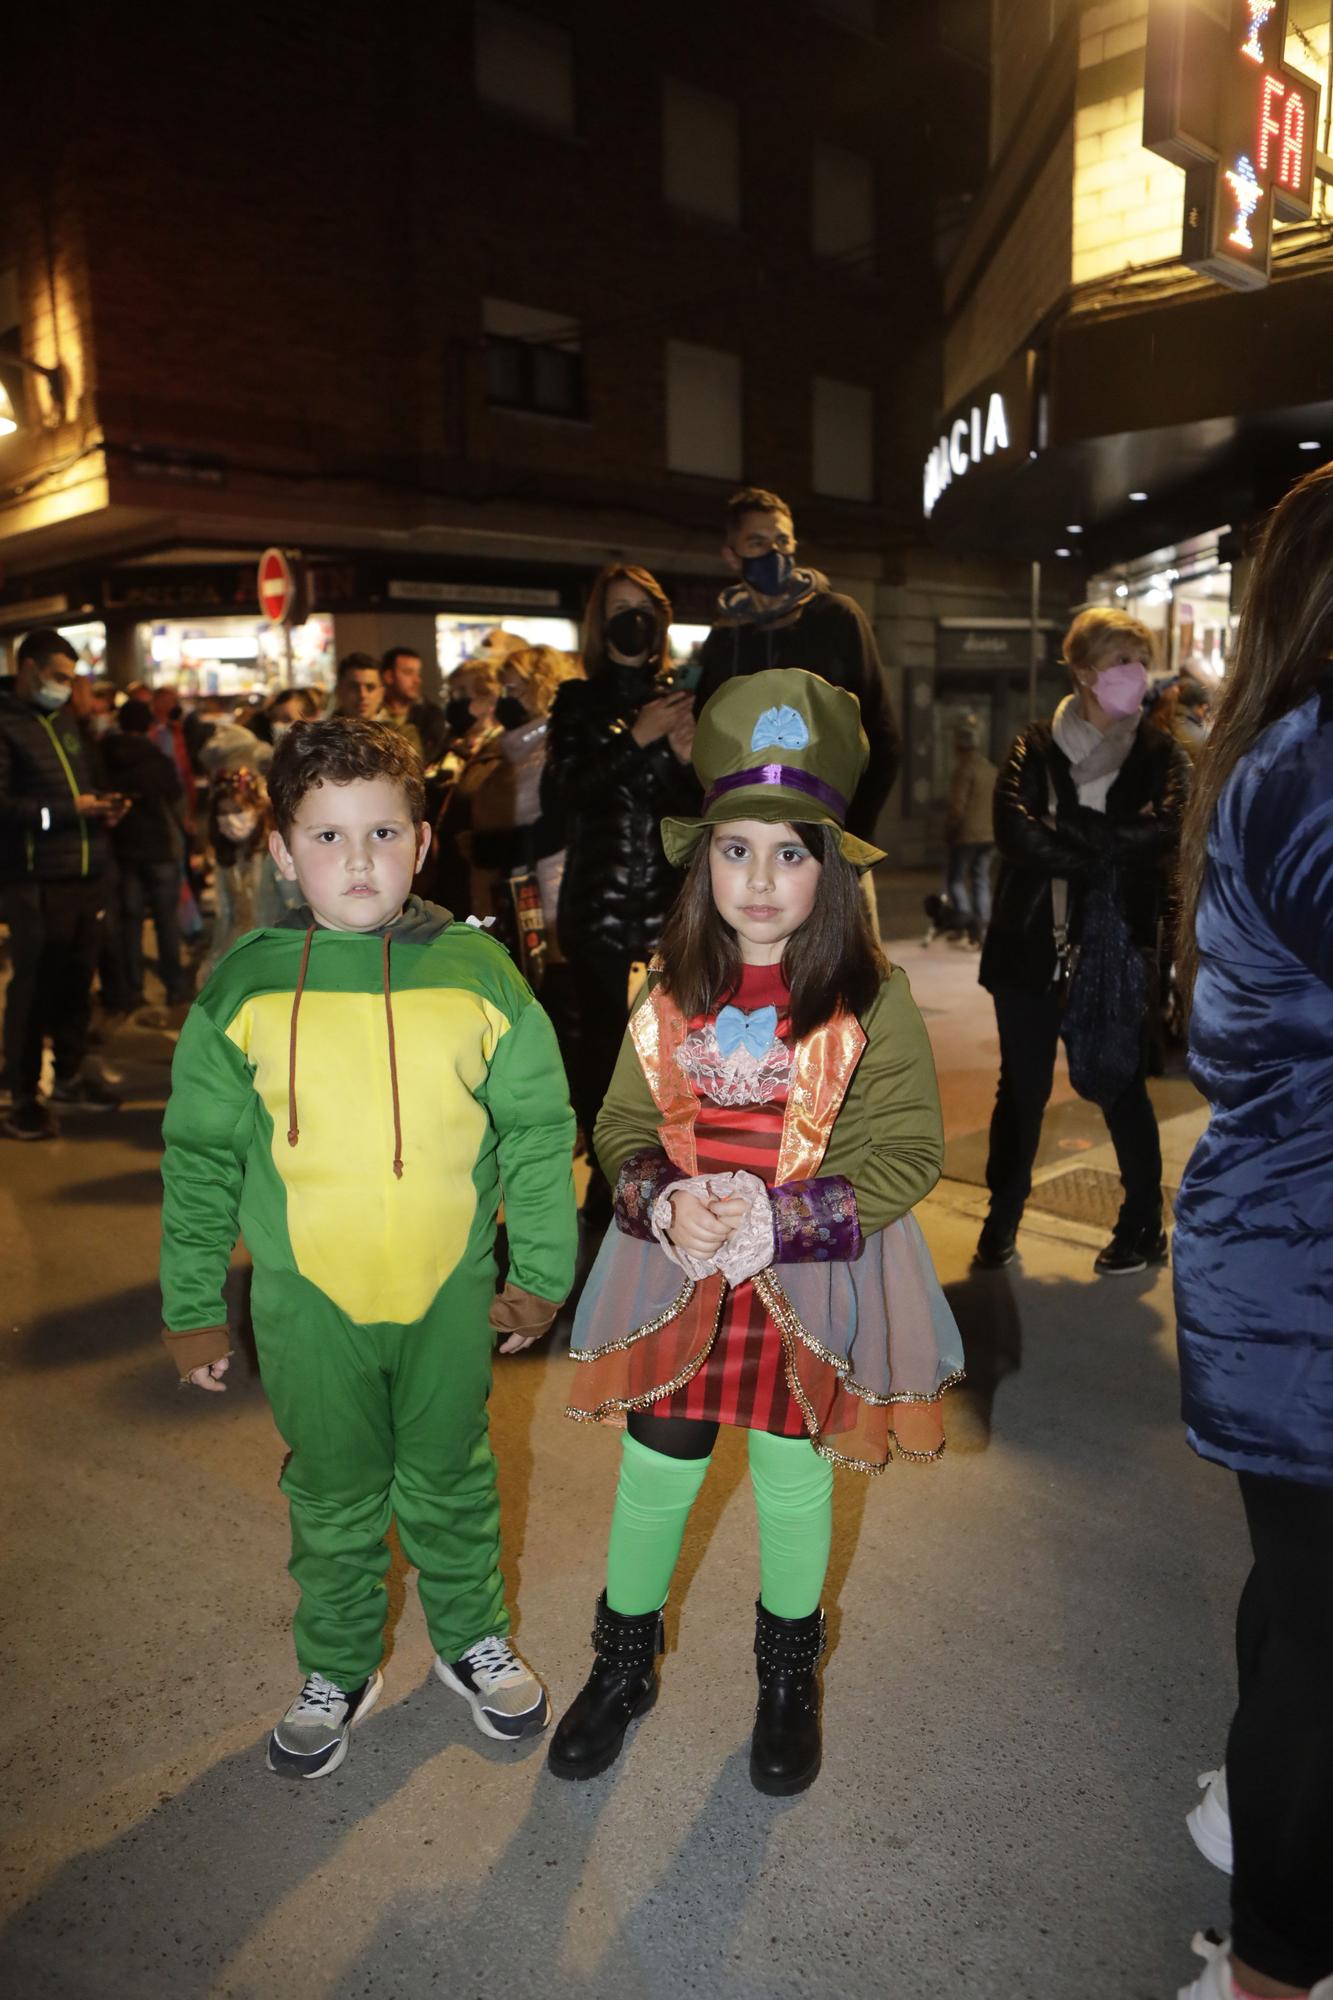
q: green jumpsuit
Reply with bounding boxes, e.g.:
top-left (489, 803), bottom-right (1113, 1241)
top-left (159, 898), bottom-right (577, 1686)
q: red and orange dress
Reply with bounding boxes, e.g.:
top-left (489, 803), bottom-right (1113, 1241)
top-left (568, 961), bottom-right (964, 1469)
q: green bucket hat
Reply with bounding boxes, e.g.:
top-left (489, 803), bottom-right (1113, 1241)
top-left (661, 667), bottom-right (885, 872)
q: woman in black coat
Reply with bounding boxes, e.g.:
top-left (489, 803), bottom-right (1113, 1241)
top-left (975, 609), bottom-right (1190, 1274)
top-left (542, 564), bottom-right (700, 1220)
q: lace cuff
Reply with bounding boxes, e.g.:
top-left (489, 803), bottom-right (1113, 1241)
top-left (613, 1147), bottom-right (688, 1240)
top-left (769, 1176), bottom-right (863, 1263)
top-left (650, 1170), bottom-right (776, 1284)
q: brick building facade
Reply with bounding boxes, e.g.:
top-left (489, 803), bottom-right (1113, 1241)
top-left (0, 1), bottom-right (988, 859)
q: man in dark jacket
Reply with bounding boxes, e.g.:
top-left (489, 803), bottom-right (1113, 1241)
top-left (101, 699), bottom-right (190, 1010)
top-left (693, 486), bottom-right (901, 841)
top-left (0, 630), bottom-right (122, 1139)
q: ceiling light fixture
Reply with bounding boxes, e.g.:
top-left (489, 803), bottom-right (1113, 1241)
top-left (1298, 440), bottom-right (1321, 450)
top-left (1128, 490), bottom-right (1148, 501)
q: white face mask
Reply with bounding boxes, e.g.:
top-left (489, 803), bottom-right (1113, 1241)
top-left (34, 678), bottom-right (72, 713)
top-left (217, 809), bottom-right (260, 841)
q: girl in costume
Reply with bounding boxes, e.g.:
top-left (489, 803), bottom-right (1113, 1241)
top-left (549, 667), bottom-right (962, 1796)
top-left (199, 766), bottom-right (302, 981)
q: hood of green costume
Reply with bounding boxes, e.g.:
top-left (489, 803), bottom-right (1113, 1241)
top-left (274, 893), bottom-right (454, 944)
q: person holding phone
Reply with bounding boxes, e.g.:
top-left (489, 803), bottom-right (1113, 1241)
top-left (1, 629), bottom-right (125, 1139)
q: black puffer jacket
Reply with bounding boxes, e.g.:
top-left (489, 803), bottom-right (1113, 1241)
top-left (979, 717), bottom-right (1190, 994)
top-left (543, 669), bottom-right (701, 961)
top-left (0, 684), bottom-right (109, 886)
top-left (102, 732), bottom-right (184, 866)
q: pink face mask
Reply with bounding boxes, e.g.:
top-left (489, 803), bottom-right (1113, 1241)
top-left (1092, 660), bottom-right (1148, 719)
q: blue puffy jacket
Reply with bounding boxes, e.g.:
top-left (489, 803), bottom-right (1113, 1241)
top-left (1174, 676), bottom-right (1333, 1486)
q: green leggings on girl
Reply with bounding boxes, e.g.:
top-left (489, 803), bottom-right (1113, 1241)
top-left (606, 1413), bottom-right (833, 1620)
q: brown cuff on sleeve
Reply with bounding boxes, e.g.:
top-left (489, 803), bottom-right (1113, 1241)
top-left (162, 1324), bottom-right (233, 1377)
top-left (487, 1283), bottom-right (560, 1338)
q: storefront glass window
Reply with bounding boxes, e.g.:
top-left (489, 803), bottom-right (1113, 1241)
top-left (1086, 529), bottom-right (1235, 685)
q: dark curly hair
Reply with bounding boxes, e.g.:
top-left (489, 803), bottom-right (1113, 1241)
top-left (268, 716), bottom-right (425, 836)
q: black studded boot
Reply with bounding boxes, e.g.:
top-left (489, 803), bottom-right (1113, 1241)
top-left (749, 1600), bottom-right (826, 1796)
top-left (546, 1592), bottom-right (665, 1781)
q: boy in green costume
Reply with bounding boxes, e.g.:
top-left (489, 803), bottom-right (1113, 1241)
top-left (159, 717), bottom-right (577, 1778)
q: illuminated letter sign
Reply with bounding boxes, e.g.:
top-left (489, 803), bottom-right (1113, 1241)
top-left (922, 369), bottom-right (1029, 521)
top-left (1143, 0), bottom-right (1317, 289)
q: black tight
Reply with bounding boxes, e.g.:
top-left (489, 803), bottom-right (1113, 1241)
top-left (626, 1410), bottom-right (720, 1462)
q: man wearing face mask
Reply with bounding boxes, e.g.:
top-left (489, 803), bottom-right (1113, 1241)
top-left (543, 566), bottom-right (701, 1228)
top-left (974, 609), bottom-right (1191, 1276)
top-left (0, 630), bottom-right (124, 1138)
top-left (101, 698), bottom-right (192, 1014)
top-left (694, 487), bottom-right (901, 842)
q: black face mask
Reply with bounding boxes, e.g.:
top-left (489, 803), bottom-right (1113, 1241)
top-left (495, 695), bottom-right (530, 731)
top-left (604, 607), bottom-right (657, 661)
top-left (444, 697), bottom-right (474, 734)
top-left (741, 548), bottom-right (795, 596)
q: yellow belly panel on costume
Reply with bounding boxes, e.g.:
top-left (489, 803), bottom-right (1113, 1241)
top-left (225, 988), bottom-right (509, 1324)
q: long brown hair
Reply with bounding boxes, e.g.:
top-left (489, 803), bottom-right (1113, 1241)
top-left (657, 822), bottom-right (884, 1038)
top-left (1177, 460), bottom-right (1333, 1007)
top-left (581, 564), bottom-right (671, 678)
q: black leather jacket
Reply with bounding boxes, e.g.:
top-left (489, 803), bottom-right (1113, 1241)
top-left (979, 717), bottom-right (1191, 994)
top-left (542, 670), bottom-right (701, 962)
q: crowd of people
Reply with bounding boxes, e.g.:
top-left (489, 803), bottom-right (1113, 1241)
top-left (3, 466), bottom-right (1331, 1999)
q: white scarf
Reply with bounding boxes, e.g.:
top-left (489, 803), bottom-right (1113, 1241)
top-left (1051, 694), bottom-right (1137, 813)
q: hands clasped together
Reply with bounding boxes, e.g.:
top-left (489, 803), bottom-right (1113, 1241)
top-left (652, 1171), bottom-right (776, 1287)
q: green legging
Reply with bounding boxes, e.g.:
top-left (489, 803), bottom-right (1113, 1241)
top-left (605, 1426), bottom-right (833, 1620)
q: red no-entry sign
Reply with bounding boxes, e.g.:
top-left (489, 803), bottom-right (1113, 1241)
top-left (258, 547), bottom-right (296, 624)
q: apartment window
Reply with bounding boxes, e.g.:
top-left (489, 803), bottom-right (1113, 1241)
top-left (812, 377), bottom-right (874, 501)
top-left (474, 2), bottom-right (574, 135)
top-left (812, 145), bottom-right (876, 266)
top-left (662, 80), bottom-right (741, 227)
top-left (814, 0), bottom-right (879, 31)
top-left (484, 299), bottom-right (584, 418)
top-left (0, 266), bottom-right (19, 348)
top-left (666, 340), bottom-right (742, 479)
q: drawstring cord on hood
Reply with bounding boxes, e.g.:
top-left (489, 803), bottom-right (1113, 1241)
top-left (286, 925), bottom-right (405, 1178)
top-left (287, 926), bottom-right (315, 1150)
top-left (382, 933), bottom-right (404, 1179)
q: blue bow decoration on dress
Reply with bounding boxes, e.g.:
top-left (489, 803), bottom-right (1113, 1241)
top-left (750, 705), bottom-right (809, 752)
top-left (715, 1003), bottom-right (779, 1060)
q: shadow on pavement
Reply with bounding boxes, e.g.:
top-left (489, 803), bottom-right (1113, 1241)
top-left (942, 1268), bottom-right (1024, 1453)
top-left (324, 1747), bottom-right (788, 2000)
top-left (0, 1684), bottom-right (546, 2000)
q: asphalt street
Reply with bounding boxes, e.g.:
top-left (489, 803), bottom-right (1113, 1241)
top-left (0, 916), bottom-right (1242, 2000)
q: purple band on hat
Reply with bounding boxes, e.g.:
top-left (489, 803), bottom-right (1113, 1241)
top-left (703, 763), bottom-right (847, 820)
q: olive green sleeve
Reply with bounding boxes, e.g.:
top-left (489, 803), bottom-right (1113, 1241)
top-left (827, 969), bottom-right (944, 1235)
top-left (591, 991), bottom-right (665, 1187)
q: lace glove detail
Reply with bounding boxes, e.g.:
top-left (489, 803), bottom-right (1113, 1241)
top-left (769, 1176), bottom-right (863, 1262)
top-left (613, 1147), bottom-right (688, 1239)
top-left (650, 1170), bottom-right (776, 1284)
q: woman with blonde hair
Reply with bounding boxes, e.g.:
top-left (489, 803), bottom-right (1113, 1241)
top-left (973, 607), bottom-right (1190, 1273)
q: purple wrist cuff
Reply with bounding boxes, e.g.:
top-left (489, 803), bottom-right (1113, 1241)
top-left (769, 1176), bottom-right (862, 1263)
top-left (614, 1148), bottom-right (688, 1240)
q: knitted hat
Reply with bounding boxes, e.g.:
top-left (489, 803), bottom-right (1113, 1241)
top-left (661, 668), bottom-right (884, 872)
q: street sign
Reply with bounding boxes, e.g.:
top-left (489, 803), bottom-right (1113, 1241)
top-left (257, 547), bottom-right (297, 625)
top-left (1144, 0), bottom-right (1318, 290)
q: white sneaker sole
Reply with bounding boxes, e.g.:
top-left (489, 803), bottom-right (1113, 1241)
top-left (266, 1668), bottom-right (383, 1779)
top-left (1186, 1771), bottom-right (1233, 1874)
top-left (433, 1656), bottom-right (552, 1741)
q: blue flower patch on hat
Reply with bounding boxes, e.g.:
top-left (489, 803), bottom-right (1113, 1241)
top-left (750, 705), bottom-right (809, 752)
